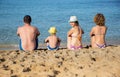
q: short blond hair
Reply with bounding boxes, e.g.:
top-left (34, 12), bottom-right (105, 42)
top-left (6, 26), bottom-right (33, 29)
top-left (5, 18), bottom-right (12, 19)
top-left (94, 13), bottom-right (105, 26)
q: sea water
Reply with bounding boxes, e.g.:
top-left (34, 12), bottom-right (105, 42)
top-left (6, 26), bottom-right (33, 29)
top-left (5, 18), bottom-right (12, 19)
top-left (0, 0), bottom-right (120, 50)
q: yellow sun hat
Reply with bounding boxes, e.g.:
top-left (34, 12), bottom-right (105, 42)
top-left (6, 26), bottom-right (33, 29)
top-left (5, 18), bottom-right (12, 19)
top-left (48, 27), bottom-right (57, 34)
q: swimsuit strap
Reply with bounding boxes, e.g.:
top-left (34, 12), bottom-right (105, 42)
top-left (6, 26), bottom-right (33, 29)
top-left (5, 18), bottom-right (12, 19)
top-left (93, 27), bottom-right (105, 36)
top-left (96, 27), bottom-right (105, 35)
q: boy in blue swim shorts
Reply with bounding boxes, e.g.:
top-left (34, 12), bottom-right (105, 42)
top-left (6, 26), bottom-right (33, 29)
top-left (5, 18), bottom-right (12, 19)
top-left (45, 27), bottom-right (61, 50)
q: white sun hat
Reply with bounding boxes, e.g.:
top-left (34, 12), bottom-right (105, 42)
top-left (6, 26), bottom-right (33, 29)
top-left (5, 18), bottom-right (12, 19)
top-left (69, 16), bottom-right (78, 22)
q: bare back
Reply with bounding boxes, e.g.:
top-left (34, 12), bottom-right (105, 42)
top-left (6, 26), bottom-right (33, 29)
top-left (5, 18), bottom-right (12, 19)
top-left (71, 27), bottom-right (81, 46)
top-left (68, 26), bottom-right (82, 47)
top-left (45, 35), bottom-right (60, 48)
top-left (17, 24), bottom-right (40, 51)
top-left (90, 25), bottom-right (107, 47)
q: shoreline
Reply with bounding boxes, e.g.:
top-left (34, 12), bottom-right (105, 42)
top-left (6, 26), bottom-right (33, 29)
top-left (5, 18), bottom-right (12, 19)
top-left (0, 42), bottom-right (120, 50)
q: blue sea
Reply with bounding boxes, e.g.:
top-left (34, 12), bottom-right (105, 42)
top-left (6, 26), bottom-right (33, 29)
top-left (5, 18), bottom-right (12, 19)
top-left (0, 0), bottom-right (120, 50)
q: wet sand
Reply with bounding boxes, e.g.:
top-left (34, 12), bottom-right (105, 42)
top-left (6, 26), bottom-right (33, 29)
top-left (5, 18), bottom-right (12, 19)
top-left (0, 46), bottom-right (120, 77)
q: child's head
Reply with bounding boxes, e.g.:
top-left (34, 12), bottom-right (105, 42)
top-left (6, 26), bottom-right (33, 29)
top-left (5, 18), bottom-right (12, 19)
top-left (69, 16), bottom-right (79, 27)
top-left (94, 13), bottom-right (105, 26)
top-left (48, 27), bottom-right (57, 35)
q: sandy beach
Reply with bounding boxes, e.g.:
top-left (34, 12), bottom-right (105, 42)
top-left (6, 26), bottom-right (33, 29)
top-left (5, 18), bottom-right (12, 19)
top-left (0, 46), bottom-right (120, 77)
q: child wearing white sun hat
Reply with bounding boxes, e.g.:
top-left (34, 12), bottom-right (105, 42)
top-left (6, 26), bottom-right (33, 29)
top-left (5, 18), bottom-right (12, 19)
top-left (67, 16), bottom-right (84, 50)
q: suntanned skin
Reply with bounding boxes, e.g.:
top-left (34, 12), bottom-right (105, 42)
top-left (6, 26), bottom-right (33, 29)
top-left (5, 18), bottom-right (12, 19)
top-left (67, 22), bottom-right (82, 49)
top-left (90, 25), bottom-right (107, 48)
top-left (17, 23), bottom-right (40, 51)
top-left (45, 34), bottom-right (61, 48)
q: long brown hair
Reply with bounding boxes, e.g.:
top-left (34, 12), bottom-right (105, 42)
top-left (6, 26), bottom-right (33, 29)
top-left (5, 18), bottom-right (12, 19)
top-left (74, 21), bottom-right (84, 34)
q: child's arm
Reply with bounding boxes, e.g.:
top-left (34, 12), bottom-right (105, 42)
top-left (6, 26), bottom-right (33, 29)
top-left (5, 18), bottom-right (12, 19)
top-left (90, 27), bottom-right (95, 37)
top-left (57, 37), bottom-right (61, 46)
top-left (81, 29), bottom-right (84, 34)
top-left (45, 37), bottom-right (49, 43)
top-left (58, 37), bottom-right (61, 42)
top-left (67, 28), bottom-right (73, 37)
top-left (105, 26), bottom-right (107, 35)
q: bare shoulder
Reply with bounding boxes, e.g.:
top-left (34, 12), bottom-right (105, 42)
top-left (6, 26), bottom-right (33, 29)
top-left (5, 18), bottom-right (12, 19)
top-left (46, 36), bottom-right (51, 40)
top-left (17, 26), bottom-right (23, 30)
top-left (100, 26), bottom-right (107, 30)
top-left (91, 26), bottom-right (96, 31)
top-left (31, 26), bottom-right (37, 29)
top-left (70, 27), bottom-right (75, 31)
top-left (45, 36), bottom-right (50, 43)
top-left (68, 28), bottom-right (74, 33)
top-left (17, 26), bottom-right (23, 35)
top-left (18, 26), bottom-right (22, 29)
top-left (93, 26), bottom-right (97, 28)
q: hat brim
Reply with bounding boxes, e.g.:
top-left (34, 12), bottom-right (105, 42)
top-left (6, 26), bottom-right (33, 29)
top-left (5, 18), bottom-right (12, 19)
top-left (69, 20), bottom-right (77, 23)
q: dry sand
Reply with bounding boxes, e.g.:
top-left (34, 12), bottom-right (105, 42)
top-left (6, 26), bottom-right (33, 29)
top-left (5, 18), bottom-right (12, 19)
top-left (0, 46), bottom-right (120, 77)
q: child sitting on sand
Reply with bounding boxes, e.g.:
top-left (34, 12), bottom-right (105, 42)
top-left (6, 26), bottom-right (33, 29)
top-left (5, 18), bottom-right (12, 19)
top-left (67, 16), bottom-right (84, 50)
top-left (45, 27), bottom-right (61, 50)
top-left (90, 13), bottom-right (107, 48)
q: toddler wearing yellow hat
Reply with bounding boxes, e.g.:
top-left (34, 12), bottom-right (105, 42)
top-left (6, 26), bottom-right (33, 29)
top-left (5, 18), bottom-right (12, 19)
top-left (48, 27), bottom-right (57, 34)
top-left (45, 27), bottom-right (61, 50)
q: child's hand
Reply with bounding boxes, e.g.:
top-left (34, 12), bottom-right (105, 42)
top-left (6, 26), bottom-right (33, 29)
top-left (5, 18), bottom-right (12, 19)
top-left (44, 40), bottom-right (49, 43)
top-left (44, 40), bottom-right (46, 43)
